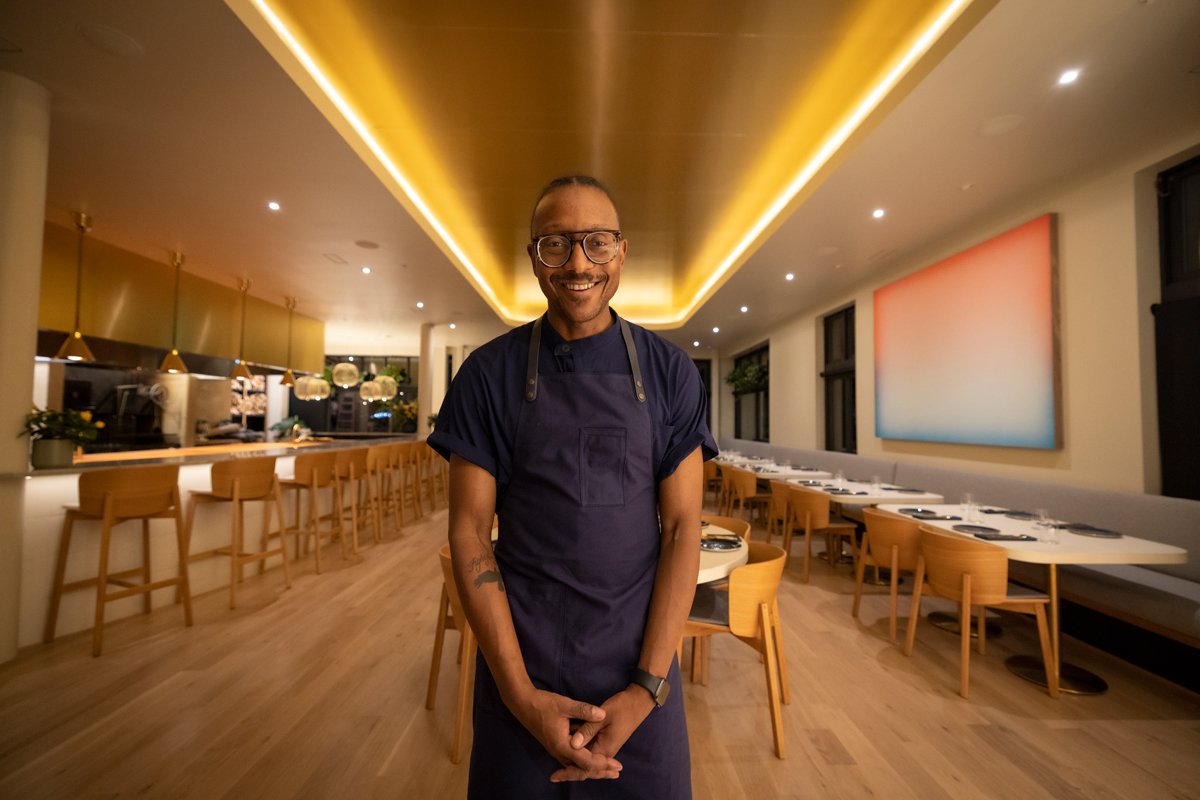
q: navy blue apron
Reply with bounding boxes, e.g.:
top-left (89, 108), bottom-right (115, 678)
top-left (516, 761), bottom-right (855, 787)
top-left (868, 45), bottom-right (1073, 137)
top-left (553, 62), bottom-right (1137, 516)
top-left (467, 315), bottom-right (691, 799)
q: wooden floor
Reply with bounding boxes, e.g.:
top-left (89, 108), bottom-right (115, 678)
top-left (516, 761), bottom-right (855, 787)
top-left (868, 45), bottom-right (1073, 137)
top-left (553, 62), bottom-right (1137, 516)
top-left (2, 503), bottom-right (1198, 799)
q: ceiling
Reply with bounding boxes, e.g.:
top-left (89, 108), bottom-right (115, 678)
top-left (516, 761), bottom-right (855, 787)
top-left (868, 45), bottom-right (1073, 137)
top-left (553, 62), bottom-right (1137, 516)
top-left (1, 0), bottom-right (1197, 355)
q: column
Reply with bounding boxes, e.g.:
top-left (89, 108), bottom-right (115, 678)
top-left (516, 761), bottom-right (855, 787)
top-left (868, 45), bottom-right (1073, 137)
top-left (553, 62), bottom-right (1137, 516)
top-left (417, 322), bottom-right (434, 438)
top-left (0, 72), bottom-right (51, 663)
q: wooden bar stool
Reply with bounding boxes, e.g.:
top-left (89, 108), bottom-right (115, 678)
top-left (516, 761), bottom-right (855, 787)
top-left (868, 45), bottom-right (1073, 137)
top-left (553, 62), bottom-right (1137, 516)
top-left (278, 450), bottom-right (344, 574)
top-left (44, 464), bottom-right (192, 656)
top-left (184, 456), bottom-right (291, 610)
top-left (396, 441), bottom-right (424, 521)
top-left (426, 543), bottom-right (476, 764)
top-left (363, 444), bottom-right (395, 537)
top-left (419, 440), bottom-right (447, 511)
top-left (334, 447), bottom-right (379, 553)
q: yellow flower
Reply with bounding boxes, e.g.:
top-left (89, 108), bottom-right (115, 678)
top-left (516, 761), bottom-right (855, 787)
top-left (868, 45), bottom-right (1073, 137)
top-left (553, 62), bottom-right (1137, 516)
top-left (80, 411), bottom-right (92, 421)
top-left (94, 421), bottom-right (105, 429)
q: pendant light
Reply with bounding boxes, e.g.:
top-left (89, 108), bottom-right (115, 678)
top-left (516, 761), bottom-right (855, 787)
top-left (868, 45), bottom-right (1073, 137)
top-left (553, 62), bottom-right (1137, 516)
top-left (280, 296), bottom-right (297, 387)
top-left (229, 278), bottom-right (253, 382)
top-left (54, 212), bottom-right (97, 362)
top-left (158, 251), bottom-right (189, 374)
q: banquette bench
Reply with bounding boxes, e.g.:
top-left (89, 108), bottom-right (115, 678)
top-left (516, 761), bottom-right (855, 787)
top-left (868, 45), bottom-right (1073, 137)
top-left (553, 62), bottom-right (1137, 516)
top-left (719, 438), bottom-right (1200, 647)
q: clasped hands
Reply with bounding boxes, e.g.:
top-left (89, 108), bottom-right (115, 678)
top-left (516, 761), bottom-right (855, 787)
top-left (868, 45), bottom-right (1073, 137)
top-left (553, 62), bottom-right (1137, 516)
top-left (511, 685), bottom-right (655, 783)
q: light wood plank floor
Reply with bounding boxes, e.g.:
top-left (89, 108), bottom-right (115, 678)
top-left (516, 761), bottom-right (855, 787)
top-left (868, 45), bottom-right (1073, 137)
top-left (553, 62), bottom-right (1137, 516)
top-left (2, 505), bottom-right (1198, 799)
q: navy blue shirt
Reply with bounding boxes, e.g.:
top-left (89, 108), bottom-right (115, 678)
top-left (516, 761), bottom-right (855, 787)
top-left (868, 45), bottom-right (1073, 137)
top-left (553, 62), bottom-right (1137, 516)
top-left (430, 311), bottom-right (717, 501)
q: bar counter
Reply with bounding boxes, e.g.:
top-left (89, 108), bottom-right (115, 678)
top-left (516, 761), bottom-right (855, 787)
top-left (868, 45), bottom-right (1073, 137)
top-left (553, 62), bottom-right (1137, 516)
top-left (17, 436), bottom-right (415, 650)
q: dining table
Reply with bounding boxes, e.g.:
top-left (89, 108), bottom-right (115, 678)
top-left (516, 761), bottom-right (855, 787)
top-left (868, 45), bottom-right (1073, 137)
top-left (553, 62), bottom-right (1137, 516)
top-left (788, 478), bottom-right (945, 508)
top-left (876, 503), bottom-right (1188, 695)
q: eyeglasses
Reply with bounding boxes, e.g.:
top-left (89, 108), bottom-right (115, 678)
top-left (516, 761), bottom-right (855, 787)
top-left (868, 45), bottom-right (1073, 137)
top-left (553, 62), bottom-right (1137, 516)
top-left (532, 230), bottom-right (622, 268)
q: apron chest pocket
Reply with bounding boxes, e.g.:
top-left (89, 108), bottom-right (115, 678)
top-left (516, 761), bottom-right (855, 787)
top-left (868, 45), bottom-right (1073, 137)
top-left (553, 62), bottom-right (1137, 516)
top-left (579, 427), bottom-right (627, 507)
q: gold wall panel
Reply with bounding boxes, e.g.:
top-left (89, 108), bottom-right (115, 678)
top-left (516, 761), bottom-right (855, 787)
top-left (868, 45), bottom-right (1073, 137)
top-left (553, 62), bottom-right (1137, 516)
top-left (37, 221), bottom-right (325, 374)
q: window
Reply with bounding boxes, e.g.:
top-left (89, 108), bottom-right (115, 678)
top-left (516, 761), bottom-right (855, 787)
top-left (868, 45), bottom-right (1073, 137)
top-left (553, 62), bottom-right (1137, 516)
top-left (822, 306), bottom-right (856, 453)
top-left (731, 346), bottom-right (769, 442)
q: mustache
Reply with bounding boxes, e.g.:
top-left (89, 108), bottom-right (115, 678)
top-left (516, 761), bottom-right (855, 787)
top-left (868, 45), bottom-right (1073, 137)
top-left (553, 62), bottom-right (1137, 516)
top-left (553, 271), bottom-right (605, 283)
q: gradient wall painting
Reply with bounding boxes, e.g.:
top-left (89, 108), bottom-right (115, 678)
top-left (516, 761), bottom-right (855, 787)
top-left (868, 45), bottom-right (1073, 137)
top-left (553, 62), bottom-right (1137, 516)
top-left (874, 214), bottom-right (1059, 448)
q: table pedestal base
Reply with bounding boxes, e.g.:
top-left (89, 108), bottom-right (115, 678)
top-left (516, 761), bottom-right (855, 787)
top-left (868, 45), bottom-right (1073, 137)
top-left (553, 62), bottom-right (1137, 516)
top-left (927, 610), bottom-right (1003, 639)
top-left (1006, 655), bottom-right (1108, 695)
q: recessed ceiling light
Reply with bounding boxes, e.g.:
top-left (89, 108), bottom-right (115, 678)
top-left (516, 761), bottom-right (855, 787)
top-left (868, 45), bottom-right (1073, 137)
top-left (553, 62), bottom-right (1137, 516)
top-left (267, 201), bottom-right (281, 211)
top-left (416, 301), bottom-right (425, 309)
top-left (712, 327), bottom-right (720, 334)
top-left (785, 273), bottom-right (794, 281)
top-left (740, 306), bottom-right (748, 313)
top-left (1058, 68), bottom-right (1081, 85)
top-left (872, 208), bottom-right (886, 219)
top-left (361, 266), bottom-right (371, 275)
top-left (348, 356), bottom-right (354, 362)
top-left (692, 341), bottom-right (700, 347)
top-left (449, 323), bottom-right (457, 330)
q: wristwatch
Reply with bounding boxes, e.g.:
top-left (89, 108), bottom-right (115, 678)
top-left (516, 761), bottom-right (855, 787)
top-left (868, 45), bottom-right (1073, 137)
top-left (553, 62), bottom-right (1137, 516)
top-left (630, 667), bottom-right (670, 707)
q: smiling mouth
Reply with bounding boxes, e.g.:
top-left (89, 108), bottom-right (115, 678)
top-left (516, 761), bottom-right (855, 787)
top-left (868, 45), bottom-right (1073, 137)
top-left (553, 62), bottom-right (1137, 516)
top-left (559, 278), bottom-right (601, 292)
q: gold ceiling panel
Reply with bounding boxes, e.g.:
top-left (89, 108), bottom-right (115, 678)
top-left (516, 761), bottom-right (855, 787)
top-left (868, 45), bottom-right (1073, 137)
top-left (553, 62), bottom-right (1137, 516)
top-left (228, 0), bottom-right (990, 327)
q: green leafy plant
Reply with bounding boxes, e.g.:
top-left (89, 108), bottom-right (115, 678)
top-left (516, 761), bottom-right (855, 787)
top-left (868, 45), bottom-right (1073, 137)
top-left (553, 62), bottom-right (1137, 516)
top-left (427, 413), bottom-right (438, 430)
top-left (725, 361), bottom-right (769, 395)
top-left (270, 415), bottom-right (310, 440)
top-left (21, 407), bottom-right (104, 446)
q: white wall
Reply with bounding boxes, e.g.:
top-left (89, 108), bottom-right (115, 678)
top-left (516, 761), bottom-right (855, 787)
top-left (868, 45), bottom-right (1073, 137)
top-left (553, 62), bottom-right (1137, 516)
top-left (725, 135), bottom-right (1198, 494)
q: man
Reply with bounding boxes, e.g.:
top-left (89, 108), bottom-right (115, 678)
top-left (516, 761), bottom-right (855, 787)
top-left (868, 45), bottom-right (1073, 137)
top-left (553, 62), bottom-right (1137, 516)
top-left (430, 175), bottom-right (717, 798)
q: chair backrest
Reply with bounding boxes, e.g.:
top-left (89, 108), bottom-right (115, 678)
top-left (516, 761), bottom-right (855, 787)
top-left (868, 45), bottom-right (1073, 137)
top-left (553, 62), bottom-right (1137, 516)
top-left (78, 464), bottom-right (180, 518)
top-left (862, 508), bottom-right (921, 571)
top-left (726, 466), bottom-right (758, 501)
top-left (727, 541), bottom-right (787, 638)
top-left (334, 447), bottom-right (369, 479)
top-left (292, 451), bottom-right (338, 488)
top-left (366, 444), bottom-right (391, 473)
top-left (785, 484), bottom-right (831, 530)
top-left (438, 544), bottom-right (468, 626)
top-left (767, 479), bottom-right (791, 519)
top-left (209, 456), bottom-right (277, 500)
top-left (701, 514), bottom-right (751, 541)
top-left (703, 460), bottom-right (718, 481)
top-left (918, 526), bottom-right (1010, 606)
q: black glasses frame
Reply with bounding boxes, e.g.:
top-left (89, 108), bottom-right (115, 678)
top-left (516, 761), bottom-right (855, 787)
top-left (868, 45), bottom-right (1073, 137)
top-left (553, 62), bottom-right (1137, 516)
top-left (532, 230), bottom-right (623, 268)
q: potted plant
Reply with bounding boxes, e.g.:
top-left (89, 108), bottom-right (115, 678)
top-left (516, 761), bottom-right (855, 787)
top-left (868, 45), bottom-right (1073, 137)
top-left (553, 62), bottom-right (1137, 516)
top-left (21, 407), bottom-right (104, 469)
top-left (725, 361), bottom-right (769, 395)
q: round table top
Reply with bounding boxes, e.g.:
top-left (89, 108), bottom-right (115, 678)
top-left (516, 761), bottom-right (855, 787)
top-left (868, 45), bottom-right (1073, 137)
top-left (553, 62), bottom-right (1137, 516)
top-left (697, 524), bottom-right (750, 583)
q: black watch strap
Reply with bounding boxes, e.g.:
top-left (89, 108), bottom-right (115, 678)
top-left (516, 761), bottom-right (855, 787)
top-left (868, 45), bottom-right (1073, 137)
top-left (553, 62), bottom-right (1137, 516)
top-left (630, 667), bottom-right (670, 707)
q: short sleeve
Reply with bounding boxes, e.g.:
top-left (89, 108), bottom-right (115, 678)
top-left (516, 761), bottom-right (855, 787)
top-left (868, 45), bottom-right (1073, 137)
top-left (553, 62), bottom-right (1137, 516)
top-left (428, 352), bottom-right (503, 478)
top-left (656, 348), bottom-right (719, 482)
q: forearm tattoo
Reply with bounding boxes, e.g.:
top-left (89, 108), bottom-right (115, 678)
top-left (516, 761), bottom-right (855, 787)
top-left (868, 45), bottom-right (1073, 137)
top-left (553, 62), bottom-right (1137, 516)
top-left (467, 552), bottom-right (505, 593)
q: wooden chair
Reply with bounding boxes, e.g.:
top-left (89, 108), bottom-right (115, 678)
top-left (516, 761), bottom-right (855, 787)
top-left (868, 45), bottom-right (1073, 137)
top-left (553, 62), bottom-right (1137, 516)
top-left (44, 464), bottom-right (192, 656)
top-left (184, 456), bottom-right (291, 610)
top-left (764, 479), bottom-right (791, 544)
top-left (719, 465), bottom-right (770, 526)
top-left (904, 526), bottom-right (1059, 699)
top-left (683, 541), bottom-right (789, 758)
top-left (334, 447), bottom-right (379, 553)
top-left (278, 450), bottom-right (344, 574)
top-left (426, 544), bottom-right (476, 764)
top-left (852, 508), bottom-right (920, 642)
top-left (783, 484), bottom-right (858, 582)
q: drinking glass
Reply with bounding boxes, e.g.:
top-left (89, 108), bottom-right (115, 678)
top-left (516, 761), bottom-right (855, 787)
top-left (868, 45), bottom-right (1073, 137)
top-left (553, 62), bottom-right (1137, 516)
top-left (960, 493), bottom-right (975, 521)
top-left (1036, 508), bottom-right (1058, 544)
top-left (870, 475), bottom-right (882, 494)
top-left (835, 470), bottom-right (846, 489)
